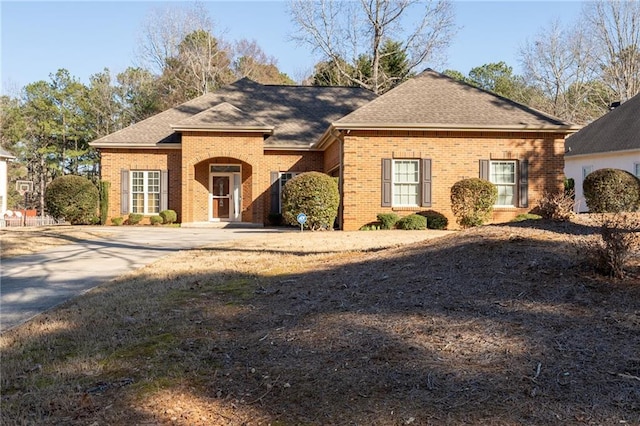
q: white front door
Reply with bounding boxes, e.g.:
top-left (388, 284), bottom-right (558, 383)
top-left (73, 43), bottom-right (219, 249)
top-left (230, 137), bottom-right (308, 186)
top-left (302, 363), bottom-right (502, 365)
top-left (209, 170), bottom-right (241, 221)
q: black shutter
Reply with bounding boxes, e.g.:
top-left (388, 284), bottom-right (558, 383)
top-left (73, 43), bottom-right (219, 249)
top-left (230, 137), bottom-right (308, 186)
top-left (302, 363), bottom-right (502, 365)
top-left (421, 158), bottom-right (432, 207)
top-left (270, 171), bottom-right (280, 213)
top-left (519, 159), bottom-right (529, 208)
top-left (121, 169), bottom-right (129, 214)
top-left (160, 170), bottom-right (168, 212)
top-left (381, 158), bottom-right (392, 207)
top-left (479, 159), bottom-right (490, 180)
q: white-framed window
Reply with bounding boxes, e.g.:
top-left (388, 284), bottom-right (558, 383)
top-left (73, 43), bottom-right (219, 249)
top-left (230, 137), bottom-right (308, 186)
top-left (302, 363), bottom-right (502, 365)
top-left (278, 172), bottom-right (299, 212)
top-left (634, 163), bottom-right (640, 178)
top-left (490, 161), bottom-right (517, 206)
top-left (393, 159), bottom-right (420, 206)
top-left (582, 165), bottom-right (593, 180)
top-left (131, 170), bottom-right (160, 214)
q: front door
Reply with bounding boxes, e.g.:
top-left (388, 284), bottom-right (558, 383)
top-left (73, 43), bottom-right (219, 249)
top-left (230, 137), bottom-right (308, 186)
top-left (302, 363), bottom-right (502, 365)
top-left (209, 170), bottom-right (241, 221)
top-left (211, 175), bottom-right (231, 220)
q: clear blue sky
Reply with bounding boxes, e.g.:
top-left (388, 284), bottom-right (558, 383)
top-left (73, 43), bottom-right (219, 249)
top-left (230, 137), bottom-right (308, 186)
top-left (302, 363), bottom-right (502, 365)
top-left (1, 0), bottom-right (585, 95)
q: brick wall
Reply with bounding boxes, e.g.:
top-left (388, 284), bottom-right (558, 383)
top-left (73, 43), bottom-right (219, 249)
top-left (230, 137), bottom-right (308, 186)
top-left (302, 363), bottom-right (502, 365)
top-left (341, 130), bottom-right (567, 231)
top-left (99, 148), bottom-right (181, 223)
top-left (99, 137), bottom-right (323, 225)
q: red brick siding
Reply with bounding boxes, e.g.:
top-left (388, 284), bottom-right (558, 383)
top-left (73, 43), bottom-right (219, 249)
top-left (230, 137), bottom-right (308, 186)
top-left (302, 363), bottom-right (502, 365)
top-left (341, 130), bottom-right (566, 230)
top-left (99, 149), bottom-right (181, 224)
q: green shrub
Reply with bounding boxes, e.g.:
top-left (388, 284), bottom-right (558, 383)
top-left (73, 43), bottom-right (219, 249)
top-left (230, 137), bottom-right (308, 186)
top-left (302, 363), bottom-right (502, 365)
top-left (160, 209), bottom-right (177, 224)
top-left (150, 215), bottom-right (163, 225)
top-left (44, 175), bottom-right (99, 225)
top-left (360, 222), bottom-right (382, 231)
top-left (583, 168), bottom-right (640, 213)
top-left (99, 180), bottom-right (110, 225)
top-left (396, 214), bottom-right (427, 230)
top-left (511, 213), bottom-right (542, 222)
top-left (268, 212), bottom-right (283, 226)
top-left (111, 216), bottom-right (124, 226)
top-left (127, 213), bottom-right (144, 225)
top-left (377, 213), bottom-right (400, 230)
top-left (282, 172), bottom-right (339, 230)
top-left (450, 178), bottom-right (498, 228)
top-left (418, 210), bottom-right (448, 230)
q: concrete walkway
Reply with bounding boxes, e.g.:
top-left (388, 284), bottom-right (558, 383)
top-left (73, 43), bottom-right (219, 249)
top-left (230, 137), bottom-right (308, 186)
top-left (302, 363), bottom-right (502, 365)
top-left (0, 227), bottom-right (283, 332)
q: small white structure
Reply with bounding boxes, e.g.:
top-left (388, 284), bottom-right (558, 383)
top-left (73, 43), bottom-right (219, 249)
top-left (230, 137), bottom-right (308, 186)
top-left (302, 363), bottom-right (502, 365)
top-left (0, 148), bottom-right (16, 215)
top-left (565, 95), bottom-right (640, 212)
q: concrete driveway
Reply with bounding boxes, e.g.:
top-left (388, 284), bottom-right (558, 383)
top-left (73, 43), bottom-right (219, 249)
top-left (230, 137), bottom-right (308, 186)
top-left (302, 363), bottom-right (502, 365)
top-left (0, 226), bottom-right (282, 332)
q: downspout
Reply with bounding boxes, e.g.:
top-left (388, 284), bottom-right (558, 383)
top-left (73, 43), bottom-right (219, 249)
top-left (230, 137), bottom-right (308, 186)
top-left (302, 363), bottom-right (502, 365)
top-left (329, 128), bottom-right (345, 230)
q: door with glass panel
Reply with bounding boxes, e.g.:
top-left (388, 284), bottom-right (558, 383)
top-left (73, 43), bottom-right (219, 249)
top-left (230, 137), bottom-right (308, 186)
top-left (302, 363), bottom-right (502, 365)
top-left (209, 165), bottom-right (241, 221)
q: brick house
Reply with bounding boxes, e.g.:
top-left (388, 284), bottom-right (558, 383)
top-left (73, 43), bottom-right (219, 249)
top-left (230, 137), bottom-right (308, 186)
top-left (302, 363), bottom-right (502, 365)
top-left (91, 70), bottom-right (579, 230)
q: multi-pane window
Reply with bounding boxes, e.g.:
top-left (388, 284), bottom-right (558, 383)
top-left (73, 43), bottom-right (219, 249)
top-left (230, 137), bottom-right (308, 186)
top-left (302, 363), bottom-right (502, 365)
top-left (634, 163), bottom-right (640, 178)
top-left (131, 171), bottom-right (160, 214)
top-left (278, 172), bottom-right (299, 212)
top-left (582, 165), bottom-right (593, 180)
top-left (393, 160), bottom-right (420, 206)
top-left (490, 161), bottom-right (516, 206)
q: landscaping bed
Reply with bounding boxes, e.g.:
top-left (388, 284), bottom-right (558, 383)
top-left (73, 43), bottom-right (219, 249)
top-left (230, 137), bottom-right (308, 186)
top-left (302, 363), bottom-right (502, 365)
top-left (1, 219), bottom-right (639, 425)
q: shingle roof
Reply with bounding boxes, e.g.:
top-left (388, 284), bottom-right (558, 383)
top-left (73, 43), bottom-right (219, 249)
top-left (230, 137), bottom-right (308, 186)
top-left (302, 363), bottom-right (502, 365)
top-left (171, 102), bottom-right (273, 132)
top-left (334, 69), bottom-right (578, 132)
top-left (565, 92), bottom-right (640, 156)
top-left (91, 78), bottom-right (376, 148)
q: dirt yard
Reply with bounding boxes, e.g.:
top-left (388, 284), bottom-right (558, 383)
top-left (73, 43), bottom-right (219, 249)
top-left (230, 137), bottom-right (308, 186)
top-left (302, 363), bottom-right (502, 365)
top-left (1, 219), bottom-right (639, 425)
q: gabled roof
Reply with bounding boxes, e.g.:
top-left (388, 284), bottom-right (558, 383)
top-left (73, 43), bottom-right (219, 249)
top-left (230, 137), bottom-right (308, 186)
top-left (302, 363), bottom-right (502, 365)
top-left (171, 102), bottom-right (273, 133)
top-left (566, 92), bottom-right (640, 156)
top-left (334, 69), bottom-right (579, 133)
top-left (91, 78), bottom-right (376, 149)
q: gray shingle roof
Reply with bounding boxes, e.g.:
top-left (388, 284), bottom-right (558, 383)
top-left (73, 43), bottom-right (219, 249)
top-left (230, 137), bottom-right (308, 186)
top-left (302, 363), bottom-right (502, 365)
top-left (171, 102), bottom-right (273, 132)
top-left (565, 92), bottom-right (640, 156)
top-left (91, 78), bottom-right (376, 148)
top-left (334, 69), bottom-right (578, 131)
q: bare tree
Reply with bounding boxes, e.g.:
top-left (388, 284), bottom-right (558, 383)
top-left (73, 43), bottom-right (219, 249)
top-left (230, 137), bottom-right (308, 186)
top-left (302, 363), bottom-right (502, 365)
top-left (232, 39), bottom-right (294, 84)
top-left (520, 20), bottom-right (609, 123)
top-left (584, 0), bottom-right (640, 102)
top-left (135, 2), bottom-right (213, 75)
top-left (288, 0), bottom-right (456, 94)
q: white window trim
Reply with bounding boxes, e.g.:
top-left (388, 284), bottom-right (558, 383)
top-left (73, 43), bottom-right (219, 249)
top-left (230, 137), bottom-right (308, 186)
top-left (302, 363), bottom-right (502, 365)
top-left (582, 165), bottom-right (593, 180)
top-left (130, 170), bottom-right (160, 215)
top-left (490, 160), bottom-right (517, 207)
top-left (392, 159), bottom-right (420, 207)
top-left (278, 172), bottom-right (299, 213)
top-left (634, 162), bottom-right (640, 178)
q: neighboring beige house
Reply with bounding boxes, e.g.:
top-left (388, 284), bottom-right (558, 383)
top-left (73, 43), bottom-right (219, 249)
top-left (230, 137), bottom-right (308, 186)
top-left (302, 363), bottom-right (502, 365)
top-left (0, 148), bottom-right (15, 215)
top-left (91, 70), bottom-right (579, 230)
top-left (565, 93), bottom-right (640, 212)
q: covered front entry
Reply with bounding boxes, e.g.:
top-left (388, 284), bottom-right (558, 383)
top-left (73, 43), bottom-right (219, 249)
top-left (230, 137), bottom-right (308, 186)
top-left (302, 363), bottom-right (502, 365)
top-left (209, 164), bottom-right (242, 221)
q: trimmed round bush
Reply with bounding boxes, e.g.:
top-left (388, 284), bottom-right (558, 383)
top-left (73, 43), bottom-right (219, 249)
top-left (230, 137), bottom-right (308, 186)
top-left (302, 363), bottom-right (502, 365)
top-left (160, 209), bottom-right (177, 224)
top-left (583, 168), bottom-right (640, 213)
top-left (396, 214), bottom-right (427, 230)
top-left (45, 175), bottom-right (99, 225)
top-left (418, 210), bottom-right (449, 230)
top-left (150, 215), bottom-right (163, 225)
top-left (282, 172), bottom-right (339, 230)
top-left (377, 212), bottom-right (400, 230)
top-left (111, 216), bottom-right (124, 226)
top-left (450, 178), bottom-right (498, 228)
top-left (127, 213), bottom-right (144, 225)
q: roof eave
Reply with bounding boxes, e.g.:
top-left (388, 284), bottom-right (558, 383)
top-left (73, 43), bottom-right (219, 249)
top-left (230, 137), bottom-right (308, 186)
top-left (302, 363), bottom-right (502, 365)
top-left (333, 122), bottom-right (581, 133)
top-left (565, 147), bottom-right (640, 158)
top-left (89, 142), bottom-right (183, 149)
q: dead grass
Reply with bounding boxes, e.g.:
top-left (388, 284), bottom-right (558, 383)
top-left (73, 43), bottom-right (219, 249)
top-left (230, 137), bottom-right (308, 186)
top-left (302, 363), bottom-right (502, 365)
top-left (0, 226), bottom-right (108, 258)
top-left (1, 219), bottom-right (639, 425)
